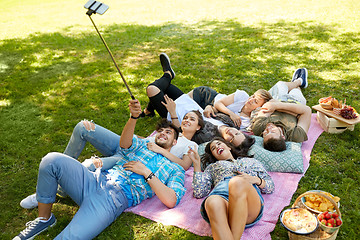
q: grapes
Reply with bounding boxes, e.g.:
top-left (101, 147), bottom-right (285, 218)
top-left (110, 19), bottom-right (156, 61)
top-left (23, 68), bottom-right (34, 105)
top-left (340, 107), bottom-right (358, 119)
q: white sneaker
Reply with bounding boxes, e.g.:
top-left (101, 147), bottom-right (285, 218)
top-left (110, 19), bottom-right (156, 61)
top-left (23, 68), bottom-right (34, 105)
top-left (20, 193), bottom-right (38, 209)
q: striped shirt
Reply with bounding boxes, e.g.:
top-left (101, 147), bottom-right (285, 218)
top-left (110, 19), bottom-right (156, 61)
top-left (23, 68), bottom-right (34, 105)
top-left (107, 136), bottom-right (186, 206)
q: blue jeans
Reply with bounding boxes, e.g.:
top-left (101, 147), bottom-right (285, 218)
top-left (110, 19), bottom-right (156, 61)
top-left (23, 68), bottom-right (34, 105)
top-left (63, 121), bottom-right (122, 171)
top-left (37, 152), bottom-right (128, 240)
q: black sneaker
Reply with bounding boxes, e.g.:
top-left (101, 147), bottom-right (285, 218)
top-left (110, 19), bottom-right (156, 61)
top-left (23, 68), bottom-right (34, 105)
top-left (160, 53), bottom-right (175, 79)
top-left (13, 214), bottom-right (56, 240)
top-left (299, 68), bottom-right (308, 88)
top-left (291, 68), bottom-right (302, 82)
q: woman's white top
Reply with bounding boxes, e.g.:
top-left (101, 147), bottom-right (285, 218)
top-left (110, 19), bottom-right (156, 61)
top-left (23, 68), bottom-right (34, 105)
top-left (167, 91), bottom-right (250, 130)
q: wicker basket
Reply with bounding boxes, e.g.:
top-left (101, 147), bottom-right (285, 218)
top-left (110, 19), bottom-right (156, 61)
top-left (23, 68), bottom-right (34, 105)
top-left (287, 191), bottom-right (341, 240)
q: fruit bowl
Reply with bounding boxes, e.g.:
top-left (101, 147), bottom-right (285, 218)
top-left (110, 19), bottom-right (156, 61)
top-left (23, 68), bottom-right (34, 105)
top-left (318, 211), bottom-right (342, 234)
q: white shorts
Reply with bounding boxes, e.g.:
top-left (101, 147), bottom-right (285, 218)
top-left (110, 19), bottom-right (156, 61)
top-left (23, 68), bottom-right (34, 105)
top-left (268, 81), bottom-right (306, 105)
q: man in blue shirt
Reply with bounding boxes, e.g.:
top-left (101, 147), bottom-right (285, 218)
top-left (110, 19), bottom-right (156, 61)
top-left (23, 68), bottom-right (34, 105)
top-left (13, 99), bottom-right (186, 240)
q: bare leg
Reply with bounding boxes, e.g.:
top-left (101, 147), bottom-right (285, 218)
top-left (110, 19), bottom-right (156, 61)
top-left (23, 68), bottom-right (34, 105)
top-left (146, 85), bottom-right (161, 98)
top-left (280, 79), bottom-right (302, 93)
top-left (228, 177), bottom-right (262, 240)
top-left (38, 202), bottom-right (53, 220)
top-left (205, 195), bottom-right (234, 240)
top-left (187, 89), bottom-right (194, 99)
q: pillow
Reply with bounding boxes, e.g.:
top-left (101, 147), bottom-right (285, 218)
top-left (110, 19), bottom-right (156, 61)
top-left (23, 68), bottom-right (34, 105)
top-left (198, 136), bottom-right (303, 173)
top-left (248, 136), bottom-right (303, 173)
top-left (197, 142), bottom-right (208, 157)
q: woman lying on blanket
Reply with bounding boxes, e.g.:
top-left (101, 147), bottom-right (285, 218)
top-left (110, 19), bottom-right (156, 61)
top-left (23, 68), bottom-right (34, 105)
top-left (139, 53), bottom-right (272, 130)
top-left (163, 94), bottom-right (256, 153)
top-left (188, 137), bottom-right (274, 240)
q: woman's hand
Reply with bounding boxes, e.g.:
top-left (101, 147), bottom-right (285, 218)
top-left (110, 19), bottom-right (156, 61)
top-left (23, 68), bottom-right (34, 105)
top-left (147, 142), bottom-right (165, 154)
top-left (187, 147), bottom-right (201, 172)
top-left (203, 105), bottom-right (216, 118)
top-left (229, 112), bottom-right (242, 127)
top-left (234, 171), bottom-right (259, 185)
top-left (162, 95), bottom-right (177, 116)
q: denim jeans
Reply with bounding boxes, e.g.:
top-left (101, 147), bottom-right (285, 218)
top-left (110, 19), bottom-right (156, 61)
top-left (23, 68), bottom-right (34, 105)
top-left (63, 121), bottom-right (122, 171)
top-left (37, 152), bottom-right (128, 239)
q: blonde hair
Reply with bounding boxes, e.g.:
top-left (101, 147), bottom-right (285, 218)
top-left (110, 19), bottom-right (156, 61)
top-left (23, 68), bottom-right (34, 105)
top-left (254, 89), bottom-right (272, 103)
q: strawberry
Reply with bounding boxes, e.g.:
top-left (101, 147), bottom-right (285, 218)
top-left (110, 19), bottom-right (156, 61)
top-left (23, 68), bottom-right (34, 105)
top-left (328, 218), bottom-right (335, 225)
top-left (332, 213), bottom-right (339, 218)
top-left (325, 213), bottom-right (332, 220)
top-left (327, 223), bottom-right (333, 227)
top-left (321, 219), bottom-right (327, 225)
top-left (336, 218), bottom-right (342, 226)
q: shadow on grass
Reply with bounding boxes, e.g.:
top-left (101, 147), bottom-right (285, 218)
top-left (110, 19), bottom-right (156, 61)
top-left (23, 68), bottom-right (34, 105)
top-left (1, 20), bottom-right (359, 239)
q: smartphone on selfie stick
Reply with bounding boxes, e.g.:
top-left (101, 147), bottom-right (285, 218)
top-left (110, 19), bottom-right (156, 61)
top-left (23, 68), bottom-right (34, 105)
top-left (84, 0), bottom-right (135, 100)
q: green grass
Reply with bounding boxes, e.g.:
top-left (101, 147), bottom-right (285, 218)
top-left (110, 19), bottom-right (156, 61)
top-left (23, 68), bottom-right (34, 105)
top-left (1, 0), bottom-right (360, 239)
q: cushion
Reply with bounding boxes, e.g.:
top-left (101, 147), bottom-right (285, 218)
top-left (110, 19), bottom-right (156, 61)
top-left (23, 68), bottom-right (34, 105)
top-left (198, 136), bottom-right (303, 173)
top-left (248, 136), bottom-right (303, 173)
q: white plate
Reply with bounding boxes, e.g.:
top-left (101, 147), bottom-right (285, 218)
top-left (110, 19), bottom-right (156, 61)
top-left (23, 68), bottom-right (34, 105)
top-left (301, 190), bottom-right (340, 214)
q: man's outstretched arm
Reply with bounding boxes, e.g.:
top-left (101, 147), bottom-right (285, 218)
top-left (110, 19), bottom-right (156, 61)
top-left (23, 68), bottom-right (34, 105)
top-left (259, 100), bottom-right (312, 133)
top-left (120, 99), bottom-right (142, 149)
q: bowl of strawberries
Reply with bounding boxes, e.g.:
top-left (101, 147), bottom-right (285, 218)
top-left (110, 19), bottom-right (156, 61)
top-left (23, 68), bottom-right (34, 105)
top-left (317, 211), bottom-right (342, 234)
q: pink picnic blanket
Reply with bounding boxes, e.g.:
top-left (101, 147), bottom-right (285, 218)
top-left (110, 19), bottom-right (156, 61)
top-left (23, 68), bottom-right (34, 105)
top-left (125, 114), bottom-right (324, 239)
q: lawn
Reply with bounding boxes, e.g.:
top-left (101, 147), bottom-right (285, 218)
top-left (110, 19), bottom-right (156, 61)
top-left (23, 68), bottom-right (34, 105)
top-left (1, 0), bottom-right (359, 239)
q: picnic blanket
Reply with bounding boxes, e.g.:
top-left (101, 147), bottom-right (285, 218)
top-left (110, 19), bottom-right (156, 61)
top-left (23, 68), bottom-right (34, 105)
top-left (125, 113), bottom-right (324, 239)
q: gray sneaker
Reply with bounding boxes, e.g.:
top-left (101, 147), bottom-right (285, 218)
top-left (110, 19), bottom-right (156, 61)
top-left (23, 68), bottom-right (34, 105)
top-left (13, 214), bottom-right (56, 240)
top-left (20, 194), bottom-right (38, 209)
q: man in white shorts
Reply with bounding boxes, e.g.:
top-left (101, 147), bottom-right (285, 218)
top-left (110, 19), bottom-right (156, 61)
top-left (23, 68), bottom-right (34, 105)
top-left (250, 68), bottom-right (312, 151)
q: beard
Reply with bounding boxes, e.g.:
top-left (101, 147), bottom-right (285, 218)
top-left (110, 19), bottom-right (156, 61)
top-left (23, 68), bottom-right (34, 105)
top-left (155, 138), bottom-right (172, 149)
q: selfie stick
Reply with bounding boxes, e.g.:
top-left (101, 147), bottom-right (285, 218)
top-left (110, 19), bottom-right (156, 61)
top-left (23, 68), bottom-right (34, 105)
top-left (85, 4), bottom-right (135, 100)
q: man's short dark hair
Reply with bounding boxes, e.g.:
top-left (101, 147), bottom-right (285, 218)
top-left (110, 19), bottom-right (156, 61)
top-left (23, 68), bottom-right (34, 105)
top-left (156, 119), bottom-right (179, 140)
top-left (263, 137), bottom-right (286, 152)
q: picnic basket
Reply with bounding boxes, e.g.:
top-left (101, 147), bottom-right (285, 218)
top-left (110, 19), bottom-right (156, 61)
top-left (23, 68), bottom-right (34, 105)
top-left (287, 191), bottom-right (341, 240)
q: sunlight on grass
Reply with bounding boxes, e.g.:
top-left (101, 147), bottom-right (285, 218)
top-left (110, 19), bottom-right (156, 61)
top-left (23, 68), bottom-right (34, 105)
top-left (0, 99), bottom-right (11, 107)
top-left (2, 0), bottom-right (360, 40)
top-left (0, 61), bottom-right (9, 73)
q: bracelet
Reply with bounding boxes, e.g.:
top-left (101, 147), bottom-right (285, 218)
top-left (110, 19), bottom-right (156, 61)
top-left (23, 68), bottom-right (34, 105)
top-left (130, 115), bottom-right (140, 119)
top-left (256, 176), bottom-right (263, 187)
top-left (145, 172), bottom-right (155, 182)
top-left (171, 117), bottom-right (178, 119)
